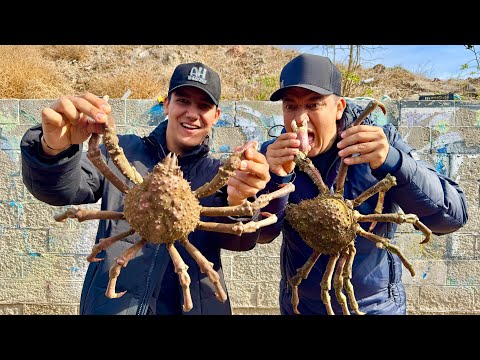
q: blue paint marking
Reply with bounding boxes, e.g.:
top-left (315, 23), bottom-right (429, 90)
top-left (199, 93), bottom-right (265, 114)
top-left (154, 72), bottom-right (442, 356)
top-left (422, 272), bottom-right (427, 279)
top-left (434, 145), bottom-right (448, 175)
top-left (22, 227), bottom-right (41, 257)
top-left (219, 145), bottom-right (230, 152)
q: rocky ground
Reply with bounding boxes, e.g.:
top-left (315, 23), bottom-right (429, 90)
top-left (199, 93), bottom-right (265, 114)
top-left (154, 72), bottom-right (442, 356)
top-left (1, 45), bottom-right (478, 101)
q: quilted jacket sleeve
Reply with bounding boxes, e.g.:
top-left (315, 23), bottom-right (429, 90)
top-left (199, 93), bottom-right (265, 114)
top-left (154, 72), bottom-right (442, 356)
top-left (20, 124), bottom-right (103, 206)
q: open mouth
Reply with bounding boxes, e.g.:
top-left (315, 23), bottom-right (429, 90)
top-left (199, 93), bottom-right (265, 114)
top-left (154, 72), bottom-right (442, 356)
top-left (307, 129), bottom-right (315, 146)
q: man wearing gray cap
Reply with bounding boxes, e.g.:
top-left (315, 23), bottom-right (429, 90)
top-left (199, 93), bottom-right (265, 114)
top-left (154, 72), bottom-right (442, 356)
top-left (20, 61), bottom-right (271, 315)
top-left (258, 53), bottom-right (468, 315)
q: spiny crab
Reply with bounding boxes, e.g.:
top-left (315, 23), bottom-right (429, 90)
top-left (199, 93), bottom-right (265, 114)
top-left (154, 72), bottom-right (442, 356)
top-left (286, 99), bottom-right (432, 315)
top-left (54, 96), bottom-right (295, 312)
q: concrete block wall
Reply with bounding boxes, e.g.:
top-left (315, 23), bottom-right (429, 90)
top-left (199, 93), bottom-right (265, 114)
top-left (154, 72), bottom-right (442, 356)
top-left (0, 98), bottom-right (478, 315)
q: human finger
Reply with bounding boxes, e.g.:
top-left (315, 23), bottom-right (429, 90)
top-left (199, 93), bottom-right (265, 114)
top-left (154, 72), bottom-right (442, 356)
top-left (231, 169), bottom-right (268, 190)
top-left (227, 176), bottom-right (259, 199)
top-left (51, 95), bottom-right (108, 126)
top-left (337, 130), bottom-right (381, 150)
top-left (338, 141), bottom-right (377, 158)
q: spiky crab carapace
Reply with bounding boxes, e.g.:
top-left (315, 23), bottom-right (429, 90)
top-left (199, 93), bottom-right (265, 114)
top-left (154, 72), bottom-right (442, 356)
top-left (286, 99), bottom-right (432, 315)
top-left (54, 98), bottom-right (295, 312)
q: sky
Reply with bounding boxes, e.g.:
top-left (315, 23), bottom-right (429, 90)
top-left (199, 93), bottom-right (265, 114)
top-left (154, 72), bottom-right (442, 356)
top-left (280, 45), bottom-right (478, 80)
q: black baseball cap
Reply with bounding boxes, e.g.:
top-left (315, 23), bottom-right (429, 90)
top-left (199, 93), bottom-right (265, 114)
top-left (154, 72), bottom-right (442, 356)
top-left (270, 53), bottom-right (342, 101)
top-left (168, 62), bottom-right (221, 105)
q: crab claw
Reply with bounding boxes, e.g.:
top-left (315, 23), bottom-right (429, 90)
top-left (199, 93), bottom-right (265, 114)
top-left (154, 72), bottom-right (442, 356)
top-left (291, 118), bottom-right (310, 155)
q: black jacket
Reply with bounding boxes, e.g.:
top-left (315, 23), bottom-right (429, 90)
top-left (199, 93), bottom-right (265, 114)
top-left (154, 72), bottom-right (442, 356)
top-left (21, 120), bottom-right (259, 315)
top-left (258, 100), bottom-right (468, 315)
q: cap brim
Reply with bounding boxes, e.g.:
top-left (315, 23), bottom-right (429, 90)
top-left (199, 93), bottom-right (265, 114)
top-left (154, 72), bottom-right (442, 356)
top-left (168, 84), bottom-right (219, 105)
top-left (270, 84), bottom-right (334, 101)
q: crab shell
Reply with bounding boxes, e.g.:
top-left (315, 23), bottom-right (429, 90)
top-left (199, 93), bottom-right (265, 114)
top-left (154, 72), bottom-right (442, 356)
top-left (286, 195), bottom-right (357, 254)
top-left (123, 160), bottom-right (202, 244)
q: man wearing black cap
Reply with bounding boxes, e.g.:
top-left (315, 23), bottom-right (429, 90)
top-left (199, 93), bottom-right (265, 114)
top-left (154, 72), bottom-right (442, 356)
top-left (20, 62), bottom-right (271, 315)
top-left (258, 53), bottom-right (468, 315)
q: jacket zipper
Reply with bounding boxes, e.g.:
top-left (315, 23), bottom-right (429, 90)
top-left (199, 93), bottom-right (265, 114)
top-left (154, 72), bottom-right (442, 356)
top-left (136, 244), bottom-right (161, 315)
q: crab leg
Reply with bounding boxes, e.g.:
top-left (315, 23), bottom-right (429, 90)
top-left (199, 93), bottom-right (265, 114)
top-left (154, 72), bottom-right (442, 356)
top-left (320, 252), bottom-right (340, 315)
top-left (335, 99), bottom-right (386, 195)
top-left (355, 224), bottom-right (415, 277)
top-left (351, 173), bottom-right (396, 207)
top-left (87, 133), bottom-right (130, 194)
top-left (103, 125), bottom-right (144, 185)
top-left (343, 242), bottom-right (365, 315)
top-left (200, 183), bottom-right (295, 217)
top-left (197, 212), bottom-right (277, 235)
top-left (87, 228), bottom-right (135, 262)
top-left (369, 190), bottom-right (386, 232)
top-left (106, 238), bottom-right (147, 299)
top-left (167, 242), bottom-right (193, 312)
top-left (355, 211), bottom-right (432, 244)
top-left (194, 141), bottom-right (258, 199)
top-left (288, 250), bottom-right (321, 314)
top-left (178, 238), bottom-right (227, 303)
top-left (54, 207), bottom-right (124, 222)
top-left (333, 249), bottom-right (350, 315)
top-left (294, 156), bottom-right (330, 195)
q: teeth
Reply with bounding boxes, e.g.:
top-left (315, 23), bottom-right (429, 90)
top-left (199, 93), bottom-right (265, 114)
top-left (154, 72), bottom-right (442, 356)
top-left (182, 123), bottom-right (199, 129)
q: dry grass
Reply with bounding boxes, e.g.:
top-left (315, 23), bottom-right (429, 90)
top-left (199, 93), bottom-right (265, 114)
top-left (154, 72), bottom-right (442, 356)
top-left (0, 46), bottom-right (74, 98)
top-left (0, 45), bottom-right (478, 100)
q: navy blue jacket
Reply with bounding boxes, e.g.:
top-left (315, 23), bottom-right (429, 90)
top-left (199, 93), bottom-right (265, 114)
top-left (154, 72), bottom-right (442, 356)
top-left (21, 120), bottom-right (260, 315)
top-left (259, 101), bottom-right (468, 315)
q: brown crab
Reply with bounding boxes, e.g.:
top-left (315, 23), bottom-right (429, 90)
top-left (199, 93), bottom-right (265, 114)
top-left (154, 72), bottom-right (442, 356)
top-left (54, 97), bottom-right (295, 312)
top-left (286, 99), bottom-right (432, 315)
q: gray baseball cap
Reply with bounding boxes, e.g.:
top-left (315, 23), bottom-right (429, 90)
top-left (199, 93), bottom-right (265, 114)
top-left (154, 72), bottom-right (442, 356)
top-left (270, 53), bottom-right (342, 101)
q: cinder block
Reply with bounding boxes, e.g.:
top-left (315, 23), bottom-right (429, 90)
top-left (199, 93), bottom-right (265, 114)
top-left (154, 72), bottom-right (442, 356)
top-left (257, 281), bottom-right (280, 308)
top-left (228, 281), bottom-right (257, 308)
top-left (232, 255), bottom-right (257, 280)
top-left (21, 203), bottom-right (62, 229)
top-left (419, 285), bottom-right (473, 312)
top-left (256, 257), bottom-right (280, 281)
top-left (0, 228), bottom-right (48, 255)
top-left (0, 254), bottom-right (23, 277)
top-left (22, 254), bottom-right (89, 281)
top-left (216, 100), bottom-right (235, 127)
top-left (398, 126), bottom-right (430, 153)
top-left (447, 234), bottom-right (476, 259)
top-left (0, 124), bottom-right (38, 150)
top-left (399, 103), bottom-right (455, 127)
top-left (47, 280), bottom-right (83, 304)
top-left (125, 99), bottom-right (161, 126)
top-left (404, 285), bottom-right (420, 314)
top-left (396, 233), bottom-right (446, 261)
top-left (48, 224), bottom-right (98, 255)
top-left (0, 100), bottom-right (19, 124)
top-left (211, 127), bottom-right (246, 153)
top-left (220, 254), bottom-right (232, 280)
top-left (0, 278), bottom-right (47, 303)
top-left (402, 260), bottom-right (447, 285)
top-left (24, 304), bottom-right (78, 315)
top-left (451, 154), bottom-right (480, 180)
top-left (19, 100), bottom-right (54, 125)
top-left (454, 103), bottom-right (480, 126)
top-left (234, 101), bottom-right (283, 128)
top-left (447, 260), bottom-right (480, 286)
top-left (0, 304), bottom-right (23, 314)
